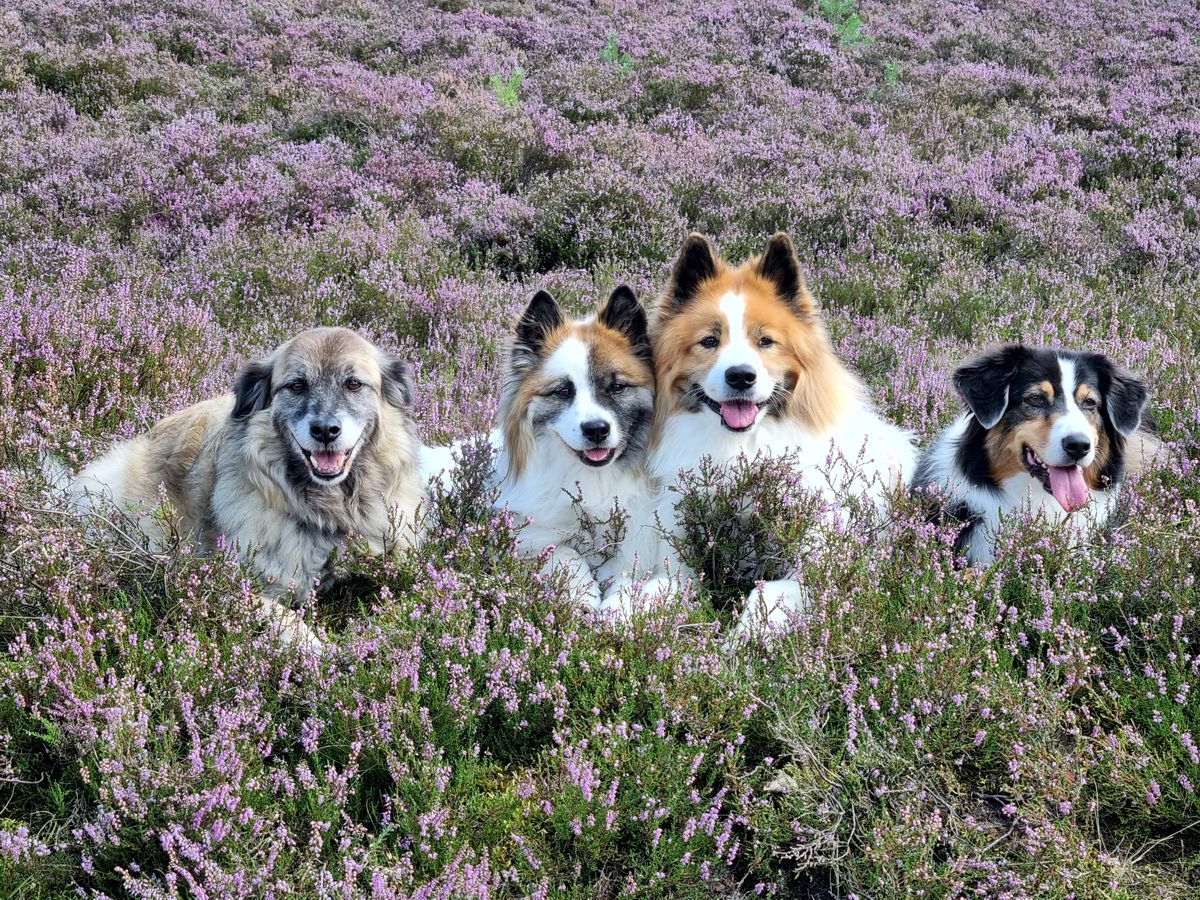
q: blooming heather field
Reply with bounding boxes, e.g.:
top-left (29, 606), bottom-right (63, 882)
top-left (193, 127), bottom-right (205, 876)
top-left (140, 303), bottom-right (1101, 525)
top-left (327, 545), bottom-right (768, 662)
top-left (1, 0), bottom-right (1200, 896)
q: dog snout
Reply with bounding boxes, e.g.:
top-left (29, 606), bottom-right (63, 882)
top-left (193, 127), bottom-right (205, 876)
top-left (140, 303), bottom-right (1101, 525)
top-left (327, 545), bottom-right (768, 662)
top-left (309, 420), bottom-right (342, 444)
top-left (1061, 433), bottom-right (1091, 462)
top-left (724, 365), bottom-right (757, 391)
top-left (581, 419), bottom-right (611, 444)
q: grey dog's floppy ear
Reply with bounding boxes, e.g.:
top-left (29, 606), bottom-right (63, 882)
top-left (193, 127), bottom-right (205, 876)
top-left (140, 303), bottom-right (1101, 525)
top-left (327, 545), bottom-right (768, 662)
top-left (232, 359), bottom-right (273, 420)
top-left (380, 354), bottom-right (414, 409)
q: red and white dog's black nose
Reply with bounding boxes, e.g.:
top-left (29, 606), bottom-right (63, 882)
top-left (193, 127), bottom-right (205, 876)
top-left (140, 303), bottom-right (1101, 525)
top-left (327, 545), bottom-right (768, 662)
top-left (724, 365), bottom-right (757, 391)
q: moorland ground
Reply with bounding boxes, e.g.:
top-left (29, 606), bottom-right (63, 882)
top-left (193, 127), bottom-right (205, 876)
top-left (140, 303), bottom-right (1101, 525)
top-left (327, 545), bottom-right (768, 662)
top-left (1, 0), bottom-right (1199, 896)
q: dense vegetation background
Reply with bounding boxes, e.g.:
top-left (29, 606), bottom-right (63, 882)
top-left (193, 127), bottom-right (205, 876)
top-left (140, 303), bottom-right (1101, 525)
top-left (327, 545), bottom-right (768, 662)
top-left (1, 0), bottom-right (1198, 896)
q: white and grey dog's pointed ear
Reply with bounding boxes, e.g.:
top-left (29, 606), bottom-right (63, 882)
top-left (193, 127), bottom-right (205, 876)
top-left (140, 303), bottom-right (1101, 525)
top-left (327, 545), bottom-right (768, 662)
top-left (952, 345), bottom-right (1028, 429)
top-left (511, 290), bottom-right (564, 374)
top-left (598, 285), bottom-right (652, 367)
top-left (1098, 358), bottom-right (1149, 437)
top-left (379, 353), bottom-right (414, 409)
top-left (664, 233), bottom-right (719, 308)
top-left (232, 358), bottom-right (273, 420)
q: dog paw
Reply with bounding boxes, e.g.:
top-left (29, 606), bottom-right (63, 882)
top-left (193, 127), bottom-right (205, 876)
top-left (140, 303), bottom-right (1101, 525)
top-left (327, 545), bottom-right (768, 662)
top-left (598, 575), bottom-right (679, 619)
top-left (566, 572), bottom-right (603, 612)
top-left (725, 579), bottom-right (810, 648)
top-left (259, 597), bottom-right (326, 656)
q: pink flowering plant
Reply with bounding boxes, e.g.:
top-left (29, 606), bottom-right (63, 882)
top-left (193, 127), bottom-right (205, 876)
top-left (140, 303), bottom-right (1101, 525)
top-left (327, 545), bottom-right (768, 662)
top-left (1, 0), bottom-right (1199, 895)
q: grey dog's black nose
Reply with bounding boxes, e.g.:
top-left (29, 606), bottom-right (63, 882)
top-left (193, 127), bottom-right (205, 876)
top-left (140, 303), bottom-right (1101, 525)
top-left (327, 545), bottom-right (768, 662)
top-left (581, 420), bottom-right (610, 443)
top-left (725, 365), bottom-right (757, 391)
top-left (1061, 433), bottom-right (1091, 462)
top-left (310, 421), bottom-right (341, 444)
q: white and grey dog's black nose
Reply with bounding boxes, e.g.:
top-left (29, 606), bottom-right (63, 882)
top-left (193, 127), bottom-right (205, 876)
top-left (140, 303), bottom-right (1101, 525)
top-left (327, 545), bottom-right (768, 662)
top-left (581, 419), bottom-right (611, 444)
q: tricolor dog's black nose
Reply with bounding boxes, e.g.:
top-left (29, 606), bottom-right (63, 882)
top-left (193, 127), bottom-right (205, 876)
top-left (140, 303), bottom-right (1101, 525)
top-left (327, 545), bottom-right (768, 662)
top-left (725, 365), bottom-right (757, 391)
top-left (310, 420), bottom-right (341, 444)
top-left (1061, 434), bottom-right (1091, 462)
top-left (581, 419), bottom-right (611, 444)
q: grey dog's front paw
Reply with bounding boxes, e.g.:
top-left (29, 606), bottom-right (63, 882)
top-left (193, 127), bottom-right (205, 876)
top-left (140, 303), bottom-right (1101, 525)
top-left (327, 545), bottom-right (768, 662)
top-left (258, 597), bottom-right (326, 656)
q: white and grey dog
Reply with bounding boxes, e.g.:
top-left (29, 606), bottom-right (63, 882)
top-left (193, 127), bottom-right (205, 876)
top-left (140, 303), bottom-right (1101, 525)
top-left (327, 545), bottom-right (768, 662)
top-left (68, 327), bottom-right (429, 648)
top-left (484, 287), bottom-right (663, 610)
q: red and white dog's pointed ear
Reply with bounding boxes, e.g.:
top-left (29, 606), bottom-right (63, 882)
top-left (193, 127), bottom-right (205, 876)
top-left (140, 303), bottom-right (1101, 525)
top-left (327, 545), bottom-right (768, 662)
top-left (757, 232), bottom-right (814, 316)
top-left (664, 233), bottom-right (718, 308)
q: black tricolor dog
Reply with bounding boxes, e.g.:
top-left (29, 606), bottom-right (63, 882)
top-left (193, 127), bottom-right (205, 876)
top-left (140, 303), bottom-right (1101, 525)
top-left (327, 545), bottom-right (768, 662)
top-left (913, 345), bottom-right (1153, 564)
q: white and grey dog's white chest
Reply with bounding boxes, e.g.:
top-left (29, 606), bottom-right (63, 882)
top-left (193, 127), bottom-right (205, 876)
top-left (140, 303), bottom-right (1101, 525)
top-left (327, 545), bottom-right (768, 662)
top-left (494, 433), bottom-right (658, 566)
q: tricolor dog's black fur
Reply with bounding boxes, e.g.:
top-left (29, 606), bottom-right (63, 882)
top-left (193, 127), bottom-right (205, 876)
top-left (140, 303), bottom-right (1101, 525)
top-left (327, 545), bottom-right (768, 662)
top-left (914, 345), bottom-right (1153, 564)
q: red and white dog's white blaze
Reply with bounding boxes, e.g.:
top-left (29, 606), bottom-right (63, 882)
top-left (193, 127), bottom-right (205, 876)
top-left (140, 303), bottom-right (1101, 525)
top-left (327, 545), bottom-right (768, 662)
top-left (649, 232), bottom-right (916, 500)
top-left (633, 233), bottom-right (917, 629)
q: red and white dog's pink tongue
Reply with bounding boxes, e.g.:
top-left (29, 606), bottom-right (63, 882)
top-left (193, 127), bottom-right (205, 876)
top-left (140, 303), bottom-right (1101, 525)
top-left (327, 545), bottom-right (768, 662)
top-left (719, 400), bottom-right (758, 429)
top-left (312, 450), bottom-right (346, 474)
top-left (583, 447), bottom-right (611, 462)
top-left (1047, 465), bottom-right (1089, 512)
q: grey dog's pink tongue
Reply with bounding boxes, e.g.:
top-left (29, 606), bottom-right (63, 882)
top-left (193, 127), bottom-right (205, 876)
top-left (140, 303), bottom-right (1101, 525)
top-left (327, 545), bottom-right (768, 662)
top-left (584, 447), bottom-right (610, 462)
top-left (1047, 464), bottom-right (1089, 512)
top-left (720, 400), bottom-right (757, 429)
top-left (312, 450), bottom-right (346, 474)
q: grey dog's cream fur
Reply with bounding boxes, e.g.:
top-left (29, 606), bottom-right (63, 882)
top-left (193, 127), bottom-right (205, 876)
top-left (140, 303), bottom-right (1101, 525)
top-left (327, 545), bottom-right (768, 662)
top-left (69, 327), bottom-right (425, 648)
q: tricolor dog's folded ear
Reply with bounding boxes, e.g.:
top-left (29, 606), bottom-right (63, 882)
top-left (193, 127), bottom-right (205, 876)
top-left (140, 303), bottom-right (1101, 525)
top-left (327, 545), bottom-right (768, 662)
top-left (952, 345), bottom-right (1029, 430)
top-left (1097, 357), bottom-right (1149, 437)
top-left (380, 354), bottom-right (414, 409)
top-left (232, 359), bottom-right (273, 420)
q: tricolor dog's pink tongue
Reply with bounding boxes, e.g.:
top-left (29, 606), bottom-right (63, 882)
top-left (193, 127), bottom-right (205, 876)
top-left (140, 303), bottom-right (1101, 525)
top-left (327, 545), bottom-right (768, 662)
top-left (583, 447), bottom-right (611, 462)
top-left (312, 449), bottom-right (346, 474)
top-left (720, 400), bottom-right (758, 429)
top-left (1047, 464), bottom-right (1089, 512)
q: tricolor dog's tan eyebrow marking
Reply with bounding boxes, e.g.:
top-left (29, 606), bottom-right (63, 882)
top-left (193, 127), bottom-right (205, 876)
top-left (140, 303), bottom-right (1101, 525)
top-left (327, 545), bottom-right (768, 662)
top-left (1025, 380), bottom-right (1054, 400)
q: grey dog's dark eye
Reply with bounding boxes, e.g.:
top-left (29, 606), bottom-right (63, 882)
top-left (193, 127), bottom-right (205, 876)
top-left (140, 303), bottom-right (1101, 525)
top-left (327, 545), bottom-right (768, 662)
top-left (609, 381), bottom-right (629, 395)
top-left (554, 383), bottom-right (574, 400)
top-left (345, 378), bottom-right (363, 392)
top-left (1079, 396), bottom-right (1098, 411)
top-left (288, 379), bottom-right (308, 394)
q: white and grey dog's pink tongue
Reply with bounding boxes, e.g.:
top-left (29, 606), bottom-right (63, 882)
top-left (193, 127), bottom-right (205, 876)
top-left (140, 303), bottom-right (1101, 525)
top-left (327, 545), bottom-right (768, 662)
top-left (583, 447), bottom-right (610, 462)
top-left (1047, 464), bottom-right (1089, 512)
top-left (312, 449), bottom-right (346, 474)
top-left (720, 400), bottom-right (758, 429)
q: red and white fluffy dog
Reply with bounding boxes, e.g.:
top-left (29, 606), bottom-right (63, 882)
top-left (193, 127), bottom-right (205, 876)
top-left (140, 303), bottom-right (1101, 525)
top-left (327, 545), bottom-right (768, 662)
top-left (639, 233), bottom-right (916, 629)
